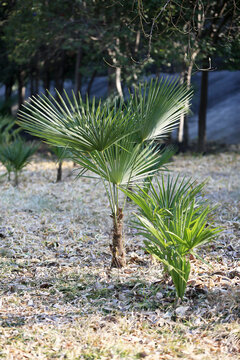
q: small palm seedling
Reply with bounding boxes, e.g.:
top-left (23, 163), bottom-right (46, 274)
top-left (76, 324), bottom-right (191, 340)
top-left (51, 146), bottom-right (69, 182)
top-left (18, 78), bottom-right (192, 267)
top-left (0, 116), bottom-right (20, 145)
top-left (0, 116), bottom-right (21, 180)
top-left (124, 177), bottom-right (221, 298)
top-left (0, 138), bottom-right (38, 186)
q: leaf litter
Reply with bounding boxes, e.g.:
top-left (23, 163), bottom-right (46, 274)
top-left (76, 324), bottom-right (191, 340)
top-left (0, 150), bottom-right (239, 359)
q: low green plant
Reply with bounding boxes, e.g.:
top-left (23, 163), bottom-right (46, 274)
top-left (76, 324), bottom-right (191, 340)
top-left (0, 138), bottom-right (38, 186)
top-left (0, 116), bottom-right (20, 145)
top-left (124, 176), bottom-right (221, 298)
top-left (50, 145), bottom-right (69, 182)
top-left (0, 116), bottom-right (21, 180)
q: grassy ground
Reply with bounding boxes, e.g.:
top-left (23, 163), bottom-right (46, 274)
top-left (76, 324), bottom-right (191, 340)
top-left (0, 150), bottom-right (239, 359)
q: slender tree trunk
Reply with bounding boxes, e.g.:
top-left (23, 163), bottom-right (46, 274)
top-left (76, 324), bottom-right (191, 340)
top-left (35, 67), bottom-right (39, 95)
top-left (198, 70), bottom-right (208, 153)
top-left (107, 39), bottom-right (123, 98)
top-left (5, 82), bottom-right (12, 103)
top-left (86, 69), bottom-right (97, 98)
top-left (17, 71), bottom-right (25, 110)
top-left (178, 70), bottom-right (187, 148)
top-left (110, 207), bottom-right (126, 268)
top-left (44, 68), bottom-right (50, 98)
top-left (115, 67), bottom-right (123, 98)
top-left (108, 66), bottom-right (115, 96)
top-left (74, 47), bottom-right (83, 94)
top-left (30, 71), bottom-right (34, 97)
top-left (183, 63), bottom-right (195, 148)
top-left (178, 50), bottom-right (199, 151)
top-left (55, 53), bottom-right (65, 96)
top-left (56, 161), bottom-right (62, 182)
top-left (4, 78), bottom-right (13, 115)
top-left (132, 29), bottom-right (141, 83)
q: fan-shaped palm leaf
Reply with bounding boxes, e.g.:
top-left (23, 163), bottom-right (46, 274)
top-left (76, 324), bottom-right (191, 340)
top-left (128, 77), bottom-right (192, 142)
top-left (18, 91), bottom-right (133, 152)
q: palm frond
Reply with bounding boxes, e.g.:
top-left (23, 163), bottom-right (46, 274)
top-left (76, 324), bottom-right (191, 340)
top-left (72, 138), bottom-right (168, 186)
top-left (18, 91), bottom-right (134, 152)
top-left (128, 77), bottom-right (193, 142)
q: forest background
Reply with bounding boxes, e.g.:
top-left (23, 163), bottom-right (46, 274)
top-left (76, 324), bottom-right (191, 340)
top-left (1, 0), bottom-right (240, 152)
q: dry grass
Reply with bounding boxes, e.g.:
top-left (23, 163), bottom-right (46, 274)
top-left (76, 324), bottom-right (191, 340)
top-left (0, 150), bottom-right (239, 359)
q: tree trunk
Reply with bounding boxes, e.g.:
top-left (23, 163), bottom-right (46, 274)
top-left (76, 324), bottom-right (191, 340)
top-left (178, 70), bottom-right (187, 148)
top-left (30, 71), bottom-right (34, 97)
top-left (110, 208), bottom-right (126, 268)
top-left (55, 53), bottom-right (65, 96)
top-left (86, 69), bottom-right (97, 98)
top-left (74, 47), bottom-right (83, 94)
top-left (56, 161), bottom-right (62, 182)
top-left (44, 68), bottom-right (50, 98)
top-left (107, 38), bottom-right (123, 98)
top-left (183, 62), bottom-right (195, 148)
top-left (108, 66), bottom-right (115, 96)
top-left (115, 66), bottom-right (123, 98)
top-left (4, 78), bottom-right (13, 115)
top-left (178, 50), bottom-right (199, 151)
top-left (35, 67), bottom-right (39, 95)
top-left (17, 71), bottom-right (25, 110)
top-left (198, 70), bottom-right (208, 153)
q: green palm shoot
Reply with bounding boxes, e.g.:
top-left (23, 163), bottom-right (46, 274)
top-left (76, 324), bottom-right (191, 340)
top-left (124, 177), bottom-right (221, 297)
top-left (18, 78), bottom-right (192, 267)
top-left (0, 138), bottom-right (38, 186)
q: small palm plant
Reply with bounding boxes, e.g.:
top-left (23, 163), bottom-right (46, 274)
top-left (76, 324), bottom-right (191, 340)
top-left (0, 116), bottom-right (21, 180)
top-left (51, 146), bottom-right (69, 182)
top-left (124, 177), bottom-right (221, 297)
top-left (0, 138), bottom-right (38, 186)
top-left (0, 116), bottom-right (20, 145)
top-left (18, 78), bottom-right (192, 267)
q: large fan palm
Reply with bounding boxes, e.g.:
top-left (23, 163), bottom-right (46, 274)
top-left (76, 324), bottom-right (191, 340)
top-left (18, 78), bottom-right (192, 267)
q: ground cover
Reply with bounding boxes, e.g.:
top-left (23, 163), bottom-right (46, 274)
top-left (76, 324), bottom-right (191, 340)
top-left (0, 150), bottom-right (239, 359)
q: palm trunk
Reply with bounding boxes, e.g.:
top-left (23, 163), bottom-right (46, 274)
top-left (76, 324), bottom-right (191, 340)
top-left (110, 207), bottom-right (126, 268)
top-left (56, 161), bottom-right (62, 182)
top-left (14, 171), bottom-right (18, 187)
